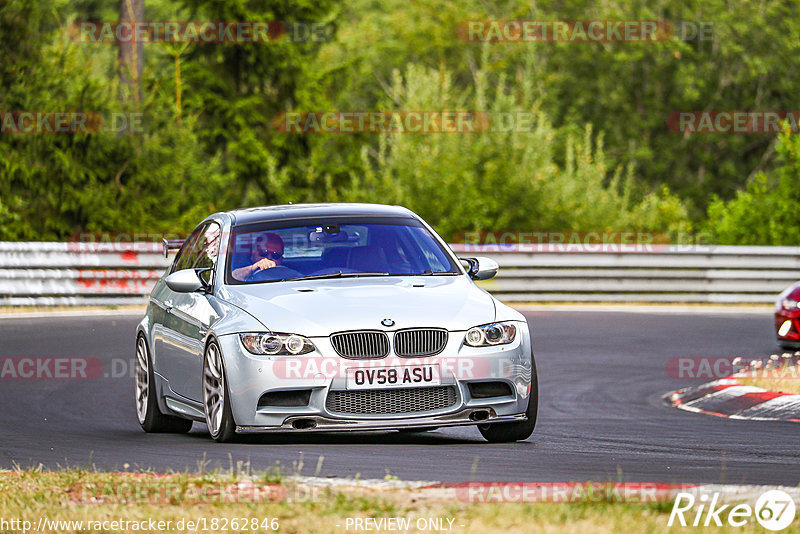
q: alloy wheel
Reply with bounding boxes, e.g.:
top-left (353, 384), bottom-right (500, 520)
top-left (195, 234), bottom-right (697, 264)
top-left (135, 337), bottom-right (149, 425)
top-left (203, 343), bottom-right (226, 437)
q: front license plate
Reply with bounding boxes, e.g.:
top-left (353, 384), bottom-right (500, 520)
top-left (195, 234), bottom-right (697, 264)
top-left (346, 365), bottom-right (441, 390)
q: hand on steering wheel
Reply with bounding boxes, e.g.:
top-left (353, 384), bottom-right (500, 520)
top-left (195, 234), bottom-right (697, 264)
top-left (246, 265), bottom-right (301, 282)
top-left (252, 258), bottom-right (276, 272)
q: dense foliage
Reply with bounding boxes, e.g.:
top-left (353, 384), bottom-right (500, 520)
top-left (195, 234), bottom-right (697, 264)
top-left (0, 0), bottom-right (797, 243)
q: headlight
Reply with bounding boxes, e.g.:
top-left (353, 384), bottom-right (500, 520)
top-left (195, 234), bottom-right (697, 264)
top-left (239, 333), bottom-right (315, 355)
top-left (782, 299), bottom-right (799, 310)
top-left (464, 322), bottom-right (517, 347)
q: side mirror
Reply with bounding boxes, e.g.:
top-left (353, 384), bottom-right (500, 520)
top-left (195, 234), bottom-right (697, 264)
top-left (460, 256), bottom-right (499, 281)
top-left (165, 269), bottom-right (205, 293)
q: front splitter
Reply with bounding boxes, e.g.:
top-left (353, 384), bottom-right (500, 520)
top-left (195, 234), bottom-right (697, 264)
top-left (235, 408), bottom-right (526, 433)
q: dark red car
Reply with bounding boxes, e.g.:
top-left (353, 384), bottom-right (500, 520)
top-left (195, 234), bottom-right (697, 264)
top-left (775, 282), bottom-right (800, 348)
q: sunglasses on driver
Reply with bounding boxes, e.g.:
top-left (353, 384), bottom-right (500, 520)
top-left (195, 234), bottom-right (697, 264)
top-left (256, 248), bottom-right (284, 261)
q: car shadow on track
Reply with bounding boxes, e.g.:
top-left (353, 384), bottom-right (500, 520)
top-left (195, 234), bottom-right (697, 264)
top-left (176, 427), bottom-right (486, 445)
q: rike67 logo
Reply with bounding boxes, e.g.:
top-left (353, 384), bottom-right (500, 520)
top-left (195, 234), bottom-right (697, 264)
top-left (668, 490), bottom-right (796, 531)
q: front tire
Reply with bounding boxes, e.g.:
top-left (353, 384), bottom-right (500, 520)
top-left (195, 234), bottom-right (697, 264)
top-left (203, 340), bottom-right (237, 443)
top-left (135, 336), bottom-right (193, 433)
top-left (478, 354), bottom-right (538, 443)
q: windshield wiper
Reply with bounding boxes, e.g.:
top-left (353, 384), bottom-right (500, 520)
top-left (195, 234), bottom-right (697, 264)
top-left (276, 271), bottom-right (346, 282)
top-left (277, 271), bottom-right (390, 282)
top-left (402, 270), bottom-right (459, 276)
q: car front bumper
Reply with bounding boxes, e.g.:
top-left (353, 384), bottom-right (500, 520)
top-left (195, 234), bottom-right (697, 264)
top-left (216, 323), bottom-right (534, 432)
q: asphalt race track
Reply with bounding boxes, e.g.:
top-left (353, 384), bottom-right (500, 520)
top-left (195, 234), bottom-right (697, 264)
top-left (1, 310), bottom-right (798, 485)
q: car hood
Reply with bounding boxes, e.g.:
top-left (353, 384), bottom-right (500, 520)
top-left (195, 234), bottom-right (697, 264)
top-left (217, 276), bottom-right (496, 336)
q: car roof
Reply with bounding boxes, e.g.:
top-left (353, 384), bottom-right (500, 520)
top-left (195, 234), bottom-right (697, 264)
top-left (227, 203), bottom-right (417, 226)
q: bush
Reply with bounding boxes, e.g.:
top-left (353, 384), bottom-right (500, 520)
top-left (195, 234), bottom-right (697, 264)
top-left (705, 129), bottom-right (800, 245)
top-left (338, 61), bottom-right (692, 240)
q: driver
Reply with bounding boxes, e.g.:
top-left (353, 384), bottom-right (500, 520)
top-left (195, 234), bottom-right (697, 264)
top-left (232, 232), bottom-right (285, 281)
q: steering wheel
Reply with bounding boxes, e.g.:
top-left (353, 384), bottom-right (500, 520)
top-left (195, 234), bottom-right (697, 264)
top-left (246, 265), bottom-right (302, 282)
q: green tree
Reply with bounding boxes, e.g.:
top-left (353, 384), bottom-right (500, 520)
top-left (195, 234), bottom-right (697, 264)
top-left (706, 129), bottom-right (800, 246)
top-left (0, 0), bottom-right (229, 239)
top-left (338, 61), bottom-right (690, 240)
top-left (317, 0), bottom-right (800, 220)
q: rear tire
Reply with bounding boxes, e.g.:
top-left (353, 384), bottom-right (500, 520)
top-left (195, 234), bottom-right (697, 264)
top-left (478, 354), bottom-right (538, 443)
top-left (203, 340), bottom-right (237, 443)
top-left (135, 336), bottom-right (193, 433)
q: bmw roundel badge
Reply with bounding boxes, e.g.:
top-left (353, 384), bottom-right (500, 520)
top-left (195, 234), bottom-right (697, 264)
top-left (381, 318), bottom-right (395, 327)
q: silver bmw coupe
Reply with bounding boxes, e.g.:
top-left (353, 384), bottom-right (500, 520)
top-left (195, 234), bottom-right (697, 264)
top-left (135, 204), bottom-right (537, 442)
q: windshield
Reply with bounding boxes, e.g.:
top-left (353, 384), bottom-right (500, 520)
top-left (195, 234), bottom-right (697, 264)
top-left (226, 218), bottom-right (460, 284)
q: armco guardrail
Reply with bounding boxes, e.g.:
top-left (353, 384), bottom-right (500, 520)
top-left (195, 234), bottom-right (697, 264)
top-left (0, 242), bottom-right (797, 306)
top-left (452, 244), bottom-right (799, 304)
top-left (0, 242), bottom-right (170, 306)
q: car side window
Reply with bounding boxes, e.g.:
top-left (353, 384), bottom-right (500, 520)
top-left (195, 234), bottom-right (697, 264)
top-left (192, 223), bottom-right (221, 285)
top-left (172, 223), bottom-right (208, 273)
